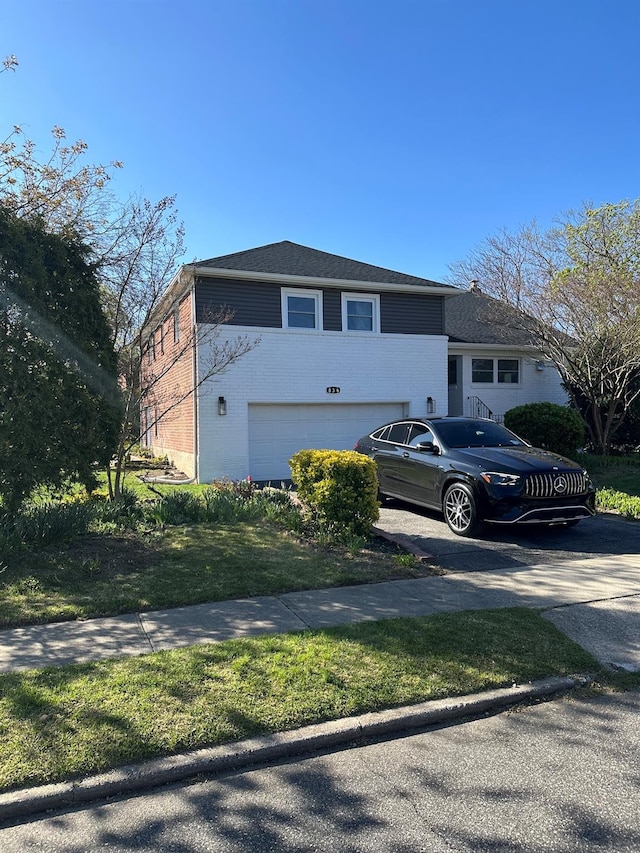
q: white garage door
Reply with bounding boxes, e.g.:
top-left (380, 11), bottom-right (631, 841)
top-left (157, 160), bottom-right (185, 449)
top-left (248, 402), bottom-right (406, 482)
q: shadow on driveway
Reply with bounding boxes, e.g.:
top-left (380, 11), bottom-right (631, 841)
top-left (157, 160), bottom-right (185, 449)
top-left (377, 501), bottom-right (640, 573)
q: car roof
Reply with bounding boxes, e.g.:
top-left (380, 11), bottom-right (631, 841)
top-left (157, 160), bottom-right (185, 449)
top-left (370, 416), bottom-right (496, 431)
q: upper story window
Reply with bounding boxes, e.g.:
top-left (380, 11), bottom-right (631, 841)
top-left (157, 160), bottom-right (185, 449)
top-left (173, 309), bottom-right (180, 343)
top-left (341, 293), bottom-right (380, 332)
top-left (281, 288), bottom-right (323, 330)
top-left (472, 357), bottom-right (520, 384)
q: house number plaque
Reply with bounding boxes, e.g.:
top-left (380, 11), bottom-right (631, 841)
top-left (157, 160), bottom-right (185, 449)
top-left (326, 386), bottom-right (341, 394)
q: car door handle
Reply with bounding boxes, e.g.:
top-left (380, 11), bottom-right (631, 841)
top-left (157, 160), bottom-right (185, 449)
top-left (402, 452), bottom-right (410, 458)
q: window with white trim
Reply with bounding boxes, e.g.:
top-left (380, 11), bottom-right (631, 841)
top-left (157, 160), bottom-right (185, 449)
top-left (472, 357), bottom-right (520, 384)
top-left (471, 358), bottom-right (493, 383)
top-left (497, 358), bottom-right (519, 383)
top-left (281, 288), bottom-right (323, 330)
top-left (341, 293), bottom-right (380, 332)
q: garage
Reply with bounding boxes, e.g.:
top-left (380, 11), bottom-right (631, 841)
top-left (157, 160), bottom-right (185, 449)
top-left (248, 402), bottom-right (406, 481)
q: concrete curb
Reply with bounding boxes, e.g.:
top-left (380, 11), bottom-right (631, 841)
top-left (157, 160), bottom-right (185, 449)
top-left (0, 676), bottom-right (575, 823)
top-left (371, 525), bottom-right (436, 560)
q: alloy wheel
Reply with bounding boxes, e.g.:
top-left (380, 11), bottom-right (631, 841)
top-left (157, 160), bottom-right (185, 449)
top-left (444, 484), bottom-right (476, 535)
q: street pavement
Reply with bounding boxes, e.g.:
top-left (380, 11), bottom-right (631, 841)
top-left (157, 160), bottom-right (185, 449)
top-left (2, 689), bottom-right (639, 850)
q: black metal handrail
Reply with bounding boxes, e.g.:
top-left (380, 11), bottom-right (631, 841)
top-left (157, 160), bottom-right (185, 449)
top-left (467, 396), bottom-right (503, 423)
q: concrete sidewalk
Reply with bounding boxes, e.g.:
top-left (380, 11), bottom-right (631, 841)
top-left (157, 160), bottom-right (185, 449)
top-left (2, 553), bottom-right (640, 674)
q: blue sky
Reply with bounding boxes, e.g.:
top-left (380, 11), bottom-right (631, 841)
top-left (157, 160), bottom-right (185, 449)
top-left (2, 0), bottom-right (639, 283)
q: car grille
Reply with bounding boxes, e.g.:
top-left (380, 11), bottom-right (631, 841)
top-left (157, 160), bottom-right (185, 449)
top-left (524, 471), bottom-right (588, 498)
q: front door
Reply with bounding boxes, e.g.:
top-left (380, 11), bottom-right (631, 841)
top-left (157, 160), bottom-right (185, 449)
top-left (448, 355), bottom-right (463, 416)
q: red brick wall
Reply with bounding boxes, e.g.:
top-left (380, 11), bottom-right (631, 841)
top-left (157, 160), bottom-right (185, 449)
top-left (141, 292), bottom-right (195, 457)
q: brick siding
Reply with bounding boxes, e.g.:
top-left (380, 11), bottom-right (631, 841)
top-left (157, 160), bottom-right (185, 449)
top-left (141, 293), bottom-right (195, 473)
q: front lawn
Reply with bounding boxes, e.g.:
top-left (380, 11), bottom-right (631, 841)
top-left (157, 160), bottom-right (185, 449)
top-left (0, 521), bottom-right (428, 629)
top-left (0, 607), bottom-right (604, 794)
top-left (586, 456), bottom-right (640, 497)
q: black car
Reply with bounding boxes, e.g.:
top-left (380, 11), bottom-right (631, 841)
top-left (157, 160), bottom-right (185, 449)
top-left (354, 417), bottom-right (596, 537)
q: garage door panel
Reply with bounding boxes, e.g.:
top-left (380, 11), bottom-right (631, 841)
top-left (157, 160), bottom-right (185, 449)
top-left (248, 403), bottom-right (405, 482)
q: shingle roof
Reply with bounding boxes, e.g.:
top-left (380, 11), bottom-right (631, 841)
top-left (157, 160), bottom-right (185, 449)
top-left (445, 289), bottom-right (538, 346)
top-left (196, 240), bottom-right (451, 288)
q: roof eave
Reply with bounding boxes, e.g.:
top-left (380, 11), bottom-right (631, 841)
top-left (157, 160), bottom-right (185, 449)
top-left (447, 341), bottom-right (542, 351)
top-left (143, 266), bottom-right (194, 335)
top-left (187, 264), bottom-right (461, 296)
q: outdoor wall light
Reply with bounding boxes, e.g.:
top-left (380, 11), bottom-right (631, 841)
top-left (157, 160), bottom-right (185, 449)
top-left (427, 396), bottom-right (436, 414)
top-left (218, 396), bottom-right (227, 416)
top-left (536, 361), bottom-right (545, 372)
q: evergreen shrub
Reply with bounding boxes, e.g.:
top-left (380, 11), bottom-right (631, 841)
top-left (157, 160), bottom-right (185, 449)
top-left (504, 402), bottom-right (584, 457)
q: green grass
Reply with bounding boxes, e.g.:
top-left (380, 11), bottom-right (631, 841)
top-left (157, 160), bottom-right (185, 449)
top-left (29, 470), bottom-right (209, 504)
top-left (584, 456), bottom-right (640, 497)
top-left (0, 608), bottom-right (606, 793)
top-left (0, 521), bottom-right (426, 629)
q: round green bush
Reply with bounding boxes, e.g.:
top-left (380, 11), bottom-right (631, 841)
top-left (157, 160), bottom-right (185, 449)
top-left (504, 402), bottom-right (585, 457)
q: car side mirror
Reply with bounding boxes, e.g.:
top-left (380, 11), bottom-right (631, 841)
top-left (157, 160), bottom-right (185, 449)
top-left (416, 441), bottom-right (439, 455)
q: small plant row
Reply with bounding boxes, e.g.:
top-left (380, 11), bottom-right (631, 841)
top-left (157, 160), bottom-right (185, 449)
top-left (595, 488), bottom-right (640, 519)
top-left (2, 466), bottom-right (637, 560)
top-left (0, 482), bottom-right (303, 556)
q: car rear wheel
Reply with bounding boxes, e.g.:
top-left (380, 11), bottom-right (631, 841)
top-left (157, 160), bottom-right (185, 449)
top-left (443, 483), bottom-right (484, 537)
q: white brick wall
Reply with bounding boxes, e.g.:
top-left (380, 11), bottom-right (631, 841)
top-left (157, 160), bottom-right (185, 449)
top-left (196, 326), bottom-right (449, 482)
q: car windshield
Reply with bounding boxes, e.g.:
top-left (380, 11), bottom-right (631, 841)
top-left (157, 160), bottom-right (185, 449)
top-left (434, 420), bottom-right (525, 449)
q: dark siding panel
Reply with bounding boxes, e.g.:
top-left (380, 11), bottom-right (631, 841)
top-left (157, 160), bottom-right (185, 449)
top-left (380, 293), bottom-right (444, 335)
top-left (195, 277), bottom-right (445, 335)
top-left (323, 289), bottom-right (341, 331)
top-left (195, 278), bottom-right (282, 327)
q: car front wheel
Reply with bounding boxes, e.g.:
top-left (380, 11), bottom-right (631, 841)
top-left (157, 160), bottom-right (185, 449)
top-left (443, 482), bottom-right (484, 537)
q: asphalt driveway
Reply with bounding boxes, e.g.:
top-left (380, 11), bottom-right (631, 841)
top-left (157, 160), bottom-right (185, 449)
top-left (377, 501), bottom-right (640, 573)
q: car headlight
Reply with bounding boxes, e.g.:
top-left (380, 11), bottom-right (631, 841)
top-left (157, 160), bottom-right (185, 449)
top-left (480, 472), bottom-right (521, 486)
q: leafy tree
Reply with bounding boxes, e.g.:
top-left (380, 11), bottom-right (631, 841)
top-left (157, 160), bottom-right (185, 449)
top-left (449, 200), bottom-right (640, 454)
top-left (0, 207), bottom-right (121, 510)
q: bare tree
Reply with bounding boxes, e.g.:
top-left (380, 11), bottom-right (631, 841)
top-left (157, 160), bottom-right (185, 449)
top-left (449, 200), bottom-right (640, 454)
top-left (109, 255), bottom-right (260, 499)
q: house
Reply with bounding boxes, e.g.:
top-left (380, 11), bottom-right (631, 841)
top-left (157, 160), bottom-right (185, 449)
top-left (142, 242), bottom-right (569, 483)
top-left (445, 285), bottom-right (568, 421)
top-left (141, 241), bottom-right (460, 483)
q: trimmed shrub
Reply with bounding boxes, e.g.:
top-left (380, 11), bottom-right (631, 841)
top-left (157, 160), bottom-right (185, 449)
top-left (289, 449), bottom-right (379, 540)
top-left (504, 402), bottom-right (585, 457)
